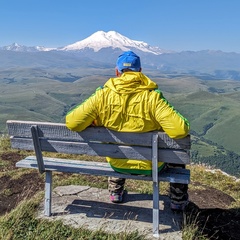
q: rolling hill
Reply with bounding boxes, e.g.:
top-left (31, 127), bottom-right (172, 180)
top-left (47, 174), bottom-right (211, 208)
top-left (1, 66), bottom-right (240, 177)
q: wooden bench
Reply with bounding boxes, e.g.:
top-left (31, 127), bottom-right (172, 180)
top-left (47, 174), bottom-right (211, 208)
top-left (7, 120), bottom-right (191, 238)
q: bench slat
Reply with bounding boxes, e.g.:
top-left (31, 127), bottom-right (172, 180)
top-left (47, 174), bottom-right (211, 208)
top-left (7, 120), bottom-right (190, 149)
top-left (16, 156), bottom-right (190, 184)
top-left (10, 137), bottom-right (190, 164)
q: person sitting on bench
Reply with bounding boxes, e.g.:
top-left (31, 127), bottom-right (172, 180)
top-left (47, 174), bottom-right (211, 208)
top-left (66, 51), bottom-right (190, 211)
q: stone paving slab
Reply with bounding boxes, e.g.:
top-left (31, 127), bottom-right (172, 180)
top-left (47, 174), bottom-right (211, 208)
top-left (38, 185), bottom-right (183, 239)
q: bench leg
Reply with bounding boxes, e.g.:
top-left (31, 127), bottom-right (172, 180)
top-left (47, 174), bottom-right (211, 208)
top-left (44, 171), bottom-right (52, 216)
top-left (153, 181), bottom-right (160, 238)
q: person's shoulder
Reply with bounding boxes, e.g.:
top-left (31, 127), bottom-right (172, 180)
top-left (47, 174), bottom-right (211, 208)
top-left (95, 86), bottom-right (111, 96)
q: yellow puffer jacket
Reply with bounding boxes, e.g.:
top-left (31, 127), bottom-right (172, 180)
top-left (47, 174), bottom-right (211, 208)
top-left (66, 72), bottom-right (190, 175)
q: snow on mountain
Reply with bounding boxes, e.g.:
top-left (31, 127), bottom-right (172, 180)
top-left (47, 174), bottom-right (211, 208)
top-left (60, 31), bottom-right (165, 55)
top-left (1, 43), bottom-right (55, 52)
top-left (0, 31), bottom-right (168, 55)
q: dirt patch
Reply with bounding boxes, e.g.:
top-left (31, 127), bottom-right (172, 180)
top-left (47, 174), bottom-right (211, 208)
top-left (185, 183), bottom-right (240, 240)
top-left (189, 182), bottom-right (236, 209)
top-left (0, 152), bottom-right (25, 171)
top-left (185, 204), bottom-right (240, 240)
top-left (0, 172), bottom-right (44, 215)
top-left (0, 151), bottom-right (44, 214)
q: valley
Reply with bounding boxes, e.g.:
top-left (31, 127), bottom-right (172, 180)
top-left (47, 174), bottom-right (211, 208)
top-left (1, 67), bottom-right (240, 177)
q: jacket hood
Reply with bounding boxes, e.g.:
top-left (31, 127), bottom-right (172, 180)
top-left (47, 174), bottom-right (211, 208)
top-left (104, 72), bottom-right (158, 94)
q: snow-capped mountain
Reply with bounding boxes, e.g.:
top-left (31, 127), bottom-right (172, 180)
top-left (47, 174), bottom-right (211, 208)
top-left (2, 31), bottom-right (240, 80)
top-left (1, 43), bottom-right (54, 52)
top-left (60, 31), bottom-right (166, 55)
top-left (0, 31), bottom-right (167, 55)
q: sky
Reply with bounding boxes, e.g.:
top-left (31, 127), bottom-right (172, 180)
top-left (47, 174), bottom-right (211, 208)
top-left (1, 0), bottom-right (240, 53)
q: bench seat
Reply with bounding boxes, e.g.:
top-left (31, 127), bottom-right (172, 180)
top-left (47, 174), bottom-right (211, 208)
top-left (16, 156), bottom-right (190, 184)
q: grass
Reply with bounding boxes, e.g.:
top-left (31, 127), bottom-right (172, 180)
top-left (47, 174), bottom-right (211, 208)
top-left (182, 216), bottom-right (210, 240)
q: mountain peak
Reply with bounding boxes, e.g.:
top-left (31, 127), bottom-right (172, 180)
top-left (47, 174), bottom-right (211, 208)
top-left (1, 42), bottom-right (54, 52)
top-left (61, 30), bottom-right (165, 55)
top-left (3, 43), bottom-right (23, 51)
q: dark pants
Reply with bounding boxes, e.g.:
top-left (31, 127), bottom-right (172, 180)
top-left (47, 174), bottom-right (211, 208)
top-left (108, 177), bottom-right (126, 193)
top-left (169, 182), bottom-right (189, 204)
top-left (168, 164), bottom-right (189, 203)
top-left (108, 164), bottom-right (188, 203)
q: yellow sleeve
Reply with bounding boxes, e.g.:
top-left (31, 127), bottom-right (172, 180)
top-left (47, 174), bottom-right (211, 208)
top-left (155, 93), bottom-right (190, 139)
top-left (65, 93), bottom-right (98, 132)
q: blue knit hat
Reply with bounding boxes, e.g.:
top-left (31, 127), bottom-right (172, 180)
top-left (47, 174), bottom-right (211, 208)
top-left (116, 51), bottom-right (141, 73)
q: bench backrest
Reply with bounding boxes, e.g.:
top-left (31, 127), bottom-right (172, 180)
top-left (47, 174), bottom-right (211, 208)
top-left (7, 120), bottom-right (190, 166)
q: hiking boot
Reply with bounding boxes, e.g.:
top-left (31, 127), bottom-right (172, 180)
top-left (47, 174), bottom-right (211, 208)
top-left (170, 201), bottom-right (189, 211)
top-left (110, 191), bottom-right (124, 203)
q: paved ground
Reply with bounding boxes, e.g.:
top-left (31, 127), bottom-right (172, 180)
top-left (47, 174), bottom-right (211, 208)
top-left (38, 185), bottom-right (183, 239)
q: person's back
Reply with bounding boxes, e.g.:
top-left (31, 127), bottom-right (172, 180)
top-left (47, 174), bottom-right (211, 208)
top-left (66, 51), bottom-right (190, 210)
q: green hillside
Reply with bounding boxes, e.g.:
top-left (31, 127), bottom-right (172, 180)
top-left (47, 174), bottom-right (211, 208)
top-left (1, 67), bottom-right (240, 176)
top-left (0, 67), bottom-right (109, 131)
top-left (176, 91), bottom-right (240, 146)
